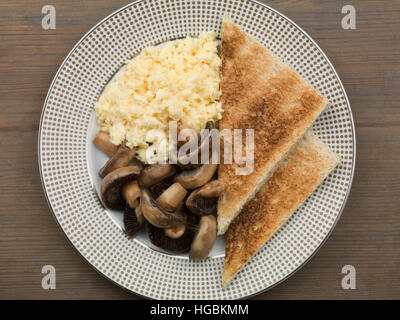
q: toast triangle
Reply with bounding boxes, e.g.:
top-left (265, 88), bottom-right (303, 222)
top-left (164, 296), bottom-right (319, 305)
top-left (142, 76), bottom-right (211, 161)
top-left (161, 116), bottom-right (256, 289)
top-left (217, 16), bottom-right (330, 235)
top-left (222, 131), bottom-right (340, 286)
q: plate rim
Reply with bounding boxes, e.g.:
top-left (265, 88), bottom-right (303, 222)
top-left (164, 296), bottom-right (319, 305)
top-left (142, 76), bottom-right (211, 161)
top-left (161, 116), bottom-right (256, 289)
top-left (38, 0), bottom-right (356, 300)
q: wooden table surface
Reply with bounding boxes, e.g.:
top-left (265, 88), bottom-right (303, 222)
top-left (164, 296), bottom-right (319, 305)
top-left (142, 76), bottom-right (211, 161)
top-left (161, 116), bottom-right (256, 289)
top-left (0, 0), bottom-right (399, 300)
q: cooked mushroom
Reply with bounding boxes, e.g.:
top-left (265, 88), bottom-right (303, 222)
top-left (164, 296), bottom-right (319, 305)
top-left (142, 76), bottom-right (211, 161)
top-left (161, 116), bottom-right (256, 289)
top-left (123, 204), bottom-right (143, 238)
top-left (138, 164), bottom-right (176, 187)
top-left (171, 121), bottom-right (215, 170)
top-left (155, 182), bottom-right (188, 239)
top-left (173, 120), bottom-right (200, 169)
top-left (93, 130), bottom-right (118, 157)
top-left (169, 151), bottom-right (201, 170)
top-left (135, 205), bottom-right (145, 225)
top-left (149, 179), bottom-right (174, 198)
top-left (147, 222), bottom-right (195, 253)
top-left (122, 181), bottom-right (140, 209)
top-left (156, 182), bottom-right (187, 212)
top-left (176, 120), bottom-right (198, 148)
top-left (100, 166), bottom-right (140, 210)
top-left (140, 188), bottom-right (186, 228)
top-left (99, 141), bottom-right (136, 178)
top-left (186, 180), bottom-right (224, 215)
top-left (173, 121), bottom-right (218, 189)
top-left (164, 223), bottom-right (186, 239)
top-left (186, 212), bottom-right (200, 227)
top-left (189, 215), bottom-right (217, 259)
top-left (174, 163), bottom-right (217, 189)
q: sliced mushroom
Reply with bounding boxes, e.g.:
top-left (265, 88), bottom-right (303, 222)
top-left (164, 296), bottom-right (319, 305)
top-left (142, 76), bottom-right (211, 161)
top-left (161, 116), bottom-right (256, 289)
top-left (122, 181), bottom-right (140, 209)
top-left (149, 179), bottom-right (174, 199)
top-left (164, 223), bottom-right (186, 239)
top-left (187, 196), bottom-right (217, 216)
top-left (173, 120), bottom-right (200, 169)
top-left (123, 204), bottom-right (143, 238)
top-left (155, 182), bottom-right (187, 239)
top-left (100, 166), bottom-right (140, 210)
top-left (186, 180), bottom-right (224, 215)
top-left (171, 121), bottom-right (216, 170)
top-left (169, 151), bottom-right (201, 170)
top-left (186, 213), bottom-right (200, 227)
top-left (189, 215), bottom-right (217, 259)
top-left (140, 188), bottom-right (186, 228)
top-left (174, 163), bottom-right (217, 189)
top-left (156, 182), bottom-right (187, 212)
top-left (135, 205), bottom-right (145, 225)
top-left (176, 120), bottom-right (198, 148)
top-left (93, 130), bottom-right (118, 157)
top-left (138, 164), bottom-right (176, 187)
top-left (99, 141), bottom-right (136, 178)
top-left (147, 223), bottom-right (195, 253)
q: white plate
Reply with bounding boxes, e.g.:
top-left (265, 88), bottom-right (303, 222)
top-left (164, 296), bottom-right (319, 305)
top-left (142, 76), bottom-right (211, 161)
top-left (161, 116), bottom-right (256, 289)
top-left (39, 0), bottom-right (355, 299)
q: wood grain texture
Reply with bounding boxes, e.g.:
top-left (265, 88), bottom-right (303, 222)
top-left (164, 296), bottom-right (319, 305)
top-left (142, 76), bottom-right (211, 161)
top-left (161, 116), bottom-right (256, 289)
top-left (0, 0), bottom-right (399, 300)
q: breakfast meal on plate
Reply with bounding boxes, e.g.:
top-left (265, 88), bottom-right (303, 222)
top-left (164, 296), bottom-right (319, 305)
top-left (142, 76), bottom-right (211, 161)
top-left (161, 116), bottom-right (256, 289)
top-left (92, 15), bottom-right (340, 286)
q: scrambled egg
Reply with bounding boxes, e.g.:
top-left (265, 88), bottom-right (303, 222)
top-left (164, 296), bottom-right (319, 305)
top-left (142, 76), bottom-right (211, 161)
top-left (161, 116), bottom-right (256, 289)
top-left (94, 31), bottom-right (222, 163)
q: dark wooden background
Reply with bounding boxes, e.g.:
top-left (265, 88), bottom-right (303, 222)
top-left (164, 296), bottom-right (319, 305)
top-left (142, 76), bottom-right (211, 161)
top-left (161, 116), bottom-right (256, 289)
top-left (0, 0), bottom-right (399, 300)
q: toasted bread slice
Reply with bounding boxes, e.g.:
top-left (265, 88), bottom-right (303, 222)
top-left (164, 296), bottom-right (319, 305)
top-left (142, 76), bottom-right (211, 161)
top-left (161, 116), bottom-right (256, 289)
top-left (222, 131), bottom-right (340, 287)
top-left (217, 16), bottom-right (330, 235)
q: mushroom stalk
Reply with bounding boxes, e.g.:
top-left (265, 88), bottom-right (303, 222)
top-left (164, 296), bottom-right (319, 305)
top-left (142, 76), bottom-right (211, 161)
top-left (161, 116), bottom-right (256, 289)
top-left (99, 141), bottom-right (136, 178)
top-left (164, 224), bottom-right (186, 239)
top-left (135, 205), bottom-right (145, 225)
top-left (93, 130), bottom-right (118, 157)
top-left (140, 189), bottom-right (186, 228)
top-left (100, 166), bottom-right (140, 210)
top-left (189, 215), bottom-right (217, 259)
top-left (156, 182), bottom-right (187, 212)
top-left (122, 181), bottom-right (140, 209)
top-left (147, 223), bottom-right (195, 253)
